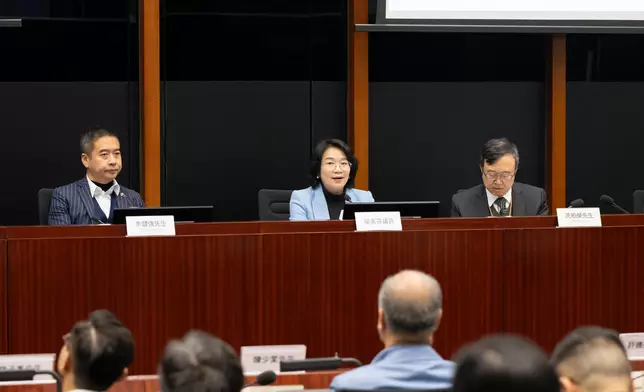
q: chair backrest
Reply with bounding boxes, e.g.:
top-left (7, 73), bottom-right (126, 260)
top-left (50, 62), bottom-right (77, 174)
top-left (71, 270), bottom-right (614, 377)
top-left (633, 190), bottom-right (644, 213)
top-left (258, 189), bottom-right (293, 221)
top-left (38, 188), bottom-right (54, 225)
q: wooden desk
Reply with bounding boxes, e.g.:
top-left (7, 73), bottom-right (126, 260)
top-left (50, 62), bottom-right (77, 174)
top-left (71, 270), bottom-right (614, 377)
top-left (0, 371), bottom-right (343, 392)
top-left (1, 216), bottom-right (643, 374)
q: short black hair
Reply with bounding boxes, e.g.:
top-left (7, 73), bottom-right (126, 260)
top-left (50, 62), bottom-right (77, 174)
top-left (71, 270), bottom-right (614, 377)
top-left (81, 127), bottom-right (119, 155)
top-left (68, 309), bottom-right (134, 391)
top-left (159, 330), bottom-right (244, 392)
top-left (453, 334), bottom-right (560, 392)
top-left (551, 326), bottom-right (630, 384)
top-left (310, 139), bottom-right (359, 189)
top-left (480, 137), bottom-right (519, 169)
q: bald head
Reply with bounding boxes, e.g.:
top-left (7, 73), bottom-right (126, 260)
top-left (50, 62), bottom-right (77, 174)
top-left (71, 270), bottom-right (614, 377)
top-left (378, 270), bottom-right (442, 341)
top-left (552, 327), bottom-right (632, 392)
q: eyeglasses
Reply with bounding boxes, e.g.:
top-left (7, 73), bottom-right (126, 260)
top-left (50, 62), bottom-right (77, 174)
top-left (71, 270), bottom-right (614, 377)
top-left (324, 161), bottom-right (352, 171)
top-left (482, 170), bottom-right (515, 181)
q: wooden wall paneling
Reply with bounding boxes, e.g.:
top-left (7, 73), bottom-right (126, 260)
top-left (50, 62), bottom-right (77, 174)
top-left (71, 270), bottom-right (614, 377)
top-left (6, 235), bottom-right (260, 374)
top-left (500, 226), bottom-right (644, 352)
top-left (140, 0), bottom-right (161, 206)
top-left (347, 0), bottom-right (370, 189)
top-left (0, 240), bottom-right (6, 354)
top-left (546, 34), bottom-right (567, 210)
top-left (260, 229), bottom-right (503, 364)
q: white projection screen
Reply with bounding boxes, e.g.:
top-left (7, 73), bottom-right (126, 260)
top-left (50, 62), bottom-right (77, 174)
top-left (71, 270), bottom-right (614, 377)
top-left (368, 0), bottom-right (644, 33)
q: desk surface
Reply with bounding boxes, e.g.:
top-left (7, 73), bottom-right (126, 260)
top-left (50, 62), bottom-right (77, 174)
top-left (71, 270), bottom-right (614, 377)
top-left (0, 215), bottom-right (643, 374)
top-left (0, 371), bottom-right (343, 392)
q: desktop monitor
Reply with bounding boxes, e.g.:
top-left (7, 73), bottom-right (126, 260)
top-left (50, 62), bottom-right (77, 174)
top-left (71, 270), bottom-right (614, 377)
top-left (342, 201), bottom-right (440, 219)
top-left (113, 206), bottom-right (215, 224)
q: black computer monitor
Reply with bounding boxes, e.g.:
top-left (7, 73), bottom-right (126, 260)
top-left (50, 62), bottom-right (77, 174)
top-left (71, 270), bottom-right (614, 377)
top-left (342, 201), bottom-right (440, 219)
top-left (113, 206), bottom-right (215, 224)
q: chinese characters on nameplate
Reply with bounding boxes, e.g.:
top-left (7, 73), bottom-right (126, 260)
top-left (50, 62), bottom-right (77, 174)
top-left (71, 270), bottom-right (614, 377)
top-left (125, 215), bottom-right (176, 237)
top-left (241, 345), bottom-right (306, 374)
top-left (0, 354), bottom-right (56, 381)
top-left (354, 211), bottom-right (403, 232)
top-left (620, 333), bottom-right (644, 360)
top-left (556, 208), bottom-right (602, 228)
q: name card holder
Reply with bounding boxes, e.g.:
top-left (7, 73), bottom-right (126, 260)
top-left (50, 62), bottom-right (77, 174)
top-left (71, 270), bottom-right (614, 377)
top-left (126, 215), bottom-right (176, 237)
top-left (620, 333), bottom-right (644, 360)
top-left (556, 207), bottom-right (602, 228)
top-left (241, 345), bottom-right (306, 375)
top-left (354, 211), bottom-right (403, 232)
top-left (0, 354), bottom-right (56, 381)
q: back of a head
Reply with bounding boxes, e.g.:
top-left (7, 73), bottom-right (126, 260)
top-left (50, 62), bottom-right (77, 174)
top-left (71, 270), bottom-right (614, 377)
top-left (453, 334), bottom-right (560, 392)
top-left (159, 330), bottom-right (244, 392)
top-left (69, 309), bottom-right (134, 390)
top-left (378, 269), bottom-right (443, 341)
top-left (551, 326), bottom-right (632, 392)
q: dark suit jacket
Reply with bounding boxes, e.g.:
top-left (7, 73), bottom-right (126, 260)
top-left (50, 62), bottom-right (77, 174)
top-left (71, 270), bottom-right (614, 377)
top-left (451, 182), bottom-right (549, 217)
top-left (48, 178), bottom-right (145, 225)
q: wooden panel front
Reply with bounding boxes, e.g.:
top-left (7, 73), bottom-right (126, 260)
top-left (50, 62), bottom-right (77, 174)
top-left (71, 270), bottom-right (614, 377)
top-left (6, 235), bottom-right (260, 374)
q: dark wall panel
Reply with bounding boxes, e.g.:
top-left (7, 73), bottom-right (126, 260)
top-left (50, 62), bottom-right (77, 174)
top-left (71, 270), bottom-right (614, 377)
top-left (370, 82), bottom-right (545, 217)
top-left (311, 81), bottom-right (347, 149)
top-left (164, 82), bottom-right (312, 221)
top-left (567, 83), bottom-right (644, 213)
top-left (0, 82), bottom-right (136, 225)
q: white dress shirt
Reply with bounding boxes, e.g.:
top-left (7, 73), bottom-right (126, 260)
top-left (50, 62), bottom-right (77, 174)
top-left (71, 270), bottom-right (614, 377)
top-left (87, 176), bottom-right (120, 219)
top-left (486, 188), bottom-right (512, 215)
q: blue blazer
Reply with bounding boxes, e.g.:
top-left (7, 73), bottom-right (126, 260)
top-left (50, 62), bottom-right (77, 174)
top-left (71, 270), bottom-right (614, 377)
top-left (289, 186), bottom-right (374, 221)
top-left (48, 179), bottom-right (145, 225)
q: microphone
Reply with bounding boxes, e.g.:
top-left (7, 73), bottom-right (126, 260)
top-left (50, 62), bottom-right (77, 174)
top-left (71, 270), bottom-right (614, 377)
top-left (243, 370), bottom-right (277, 388)
top-left (567, 199), bottom-right (585, 208)
top-left (344, 194), bottom-right (352, 203)
top-left (279, 357), bottom-right (362, 372)
top-left (600, 194), bottom-right (630, 214)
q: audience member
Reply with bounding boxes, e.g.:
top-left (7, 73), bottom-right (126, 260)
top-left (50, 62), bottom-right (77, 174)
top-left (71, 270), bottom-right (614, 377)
top-left (452, 334), bottom-right (559, 392)
top-left (159, 330), bottom-right (244, 392)
top-left (330, 269), bottom-right (454, 390)
top-left (57, 309), bottom-right (134, 392)
top-left (551, 326), bottom-right (632, 392)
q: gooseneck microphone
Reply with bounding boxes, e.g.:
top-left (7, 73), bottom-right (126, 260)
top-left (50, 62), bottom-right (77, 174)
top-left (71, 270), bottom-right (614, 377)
top-left (599, 194), bottom-right (630, 214)
top-left (243, 370), bottom-right (277, 388)
top-left (567, 199), bottom-right (585, 208)
top-left (280, 357), bottom-right (362, 372)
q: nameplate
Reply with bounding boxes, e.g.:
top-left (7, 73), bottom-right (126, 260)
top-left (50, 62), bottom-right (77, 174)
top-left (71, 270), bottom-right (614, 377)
top-left (620, 333), bottom-right (644, 360)
top-left (556, 208), bottom-right (602, 228)
top-left (0, 354), bottom-right (56, 381)
top-left (126, 216), bottom-right (176, 237)
top-left (241, 345), bottom-right (306, 374)
top-left (354, 211), bottom-right (402, 232)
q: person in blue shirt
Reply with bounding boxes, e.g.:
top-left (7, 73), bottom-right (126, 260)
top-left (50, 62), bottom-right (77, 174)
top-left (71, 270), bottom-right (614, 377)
top-left (330, 270), bottom-right (455, 390)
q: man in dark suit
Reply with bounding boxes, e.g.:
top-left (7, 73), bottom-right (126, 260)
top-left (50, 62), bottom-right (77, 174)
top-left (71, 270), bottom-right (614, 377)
top-left (451, 138), bottom-right (548, 217)
top-left (48, 128), bottom-right (144, 225)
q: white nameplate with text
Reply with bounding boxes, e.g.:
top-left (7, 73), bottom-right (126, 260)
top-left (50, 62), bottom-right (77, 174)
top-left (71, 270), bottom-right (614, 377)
top-left (355, 211), bottom-right (403, 232)
top-left (620, 333), bottom-right (644, 360)
top-left (556, 208), bottom-right (602, 228)
top-left (0, 354), bottom-right (56, 381)
top-left (126, 215), bottom-right (176, 237)
top-left (241, 345), bottom-right (306, 374)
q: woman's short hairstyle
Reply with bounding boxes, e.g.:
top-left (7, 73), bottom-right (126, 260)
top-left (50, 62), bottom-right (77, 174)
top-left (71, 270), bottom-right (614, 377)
top-left (309, 139), bottom-right (359, 189)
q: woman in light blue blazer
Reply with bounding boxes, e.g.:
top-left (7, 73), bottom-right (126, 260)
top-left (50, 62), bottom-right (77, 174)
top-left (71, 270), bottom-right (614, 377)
top-left (290, 139), bottom-right (374, 221)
